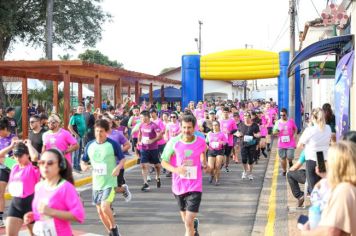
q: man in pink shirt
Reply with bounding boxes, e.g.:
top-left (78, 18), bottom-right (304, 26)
top-left (265, 102), bottom-right (278, 152)
top-left (161, 114), bottom-right (210, 236)
top-left (273, 108), bottom-right (297, 176)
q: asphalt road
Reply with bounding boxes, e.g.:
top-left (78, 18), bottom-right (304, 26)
top-left (72, 156), bottom-right (269, 236)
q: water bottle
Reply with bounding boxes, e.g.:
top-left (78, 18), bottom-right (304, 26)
top-left (309, 204), bottom-right (321, 229)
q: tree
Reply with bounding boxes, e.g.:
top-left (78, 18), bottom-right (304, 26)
top-left (0, 0), bottom-right (111, 108)
top-left (58, 53), bottom-right (72, 61)
top-left (78, 49), bottom-right (123, 68)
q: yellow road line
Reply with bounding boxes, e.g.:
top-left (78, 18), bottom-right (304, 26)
top-left (5, 157), bottom-right (139, 200)
top-left (264, 155), bottom-right (280, 236)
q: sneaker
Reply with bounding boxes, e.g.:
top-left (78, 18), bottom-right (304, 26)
top-left (242, 171), bottom-right (247, 179)
top-left (208, 175), bottom-right (214, 184)
top-left (194, 218), bottom-right (199, 236)
top-left (141, 183), bottom-right (150, 192)
top-left (225, 166), bottom-right (230, 172)
top-left (282, 171), bottom-right (287, 176)
top-left (110, 225), bottom-right (121, 236)
top-left (163, 168), bottom-right (167, 174)
top-left (147, 175), bottom-right (151, 182)
top-left (0, 219), bottom-right (4, 228)
top-left (215, 180), bottom-right (220, 186)
top-left (248, 174), bottom-right (254, 180)
top-left (166, 172), bottom-right (172, 178)
top-left (297, 196), bottom-right (305, 208)
top-left (156, 178), bottom-right (161, 188)
top-left (122, 184), bottom-right (132, 202)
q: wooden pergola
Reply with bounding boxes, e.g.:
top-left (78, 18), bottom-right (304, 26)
top-left (0, 60), bottom-right (180, 138)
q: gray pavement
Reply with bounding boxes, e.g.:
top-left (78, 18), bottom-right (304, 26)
top-left (72, 156), bottom-right (270, 236)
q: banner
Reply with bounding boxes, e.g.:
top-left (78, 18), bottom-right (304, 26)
top-left (335, 51), bottom-right (354, 141)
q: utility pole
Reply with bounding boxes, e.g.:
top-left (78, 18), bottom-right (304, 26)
top-left (244, 44), bottom-right (253, 100)
top-left (45, 0), bottom-right (54, 60)
top-left (198, 20), bottom-right (203, 54)
top-left (289, 0), bottom-right (296, 120)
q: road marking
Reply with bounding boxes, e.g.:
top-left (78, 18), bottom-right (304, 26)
top-left (264, 155), bottom-right (279, 236)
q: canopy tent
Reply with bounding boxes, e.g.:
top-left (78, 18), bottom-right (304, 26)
top-left (58, 82), bottom-right (94, 97)
top-left (140, 86), bottom-right (181, 102)
top-left (3, 79), bottom-right (46, 94)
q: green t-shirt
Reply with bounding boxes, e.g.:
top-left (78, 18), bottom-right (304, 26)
top-left (82, 138), bottom-right (124, 190)
top-left (69, 113), bottom-right (87, 137)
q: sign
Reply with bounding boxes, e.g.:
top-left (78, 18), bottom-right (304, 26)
top-left (335, 51), bottom-right (354, 141)
top-left (309, 61), bottom-right (336, 78)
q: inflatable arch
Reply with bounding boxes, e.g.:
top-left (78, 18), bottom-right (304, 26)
top-left (181, 49), bottom-right (301, 130)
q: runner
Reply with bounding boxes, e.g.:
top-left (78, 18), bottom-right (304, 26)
top-left (128, 106), bottom-right (141, 156)
top-left (24, 149), bottom-right (85, 236)
top-left (28, 115), bottom-right (46, 157)
top-left (4, 107), bottom-right (17, 136)
top-left (4, 141), bottom-right (40, 235)
top-left (257, 110), bottom-right (268, 158)
top-left (138, 110), bottom-right (163, 191)
top-left (161, 114), bottom-right (210, 236)
top-left (81, 119), bottom-right (125, 236)
top-left (235, 111), bottom-right (260, 180)
top-left (232, 112), bottom-right (241, 163)
top-left (219, 107), bottom-right (238, 172)
top-left (265, 102), bottom-right (277, 152)
top-left (164, 112), bottom-right (181, 178)
top-left (42, 114), bottom-right (79, 166)
top-left (0, 118), bottom-right (17, 227)
top-left (273, 108), bottom-right (297, 176)
top-left (206, 120), bottom-right (227, 185)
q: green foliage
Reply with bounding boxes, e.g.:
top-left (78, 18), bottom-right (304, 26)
top-left (58, 53), bottom-right (72, 60)
top-left (160, 67), bottom-right (177, 74)
top-left (78, 49), bottom-right (123, 68)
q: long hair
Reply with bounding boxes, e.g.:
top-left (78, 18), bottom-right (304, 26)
top-left (327, 141), bottom-right (356, 188)
top-left (43, 149), bottom-right (74, 185)
top-left (322, 103), bottom-right (334, 124)
top-left (311, 108), bottom-right (326, 131)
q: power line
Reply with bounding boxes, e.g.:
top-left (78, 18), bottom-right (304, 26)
top-left (269, 15), bottom-right (289, 50)
top-left (310, 0), bottom-right (321, 18)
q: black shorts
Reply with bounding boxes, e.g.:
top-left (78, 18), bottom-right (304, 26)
top-left (267, 127), bottom-right (273, 135)
top-left (224, 145), bottom-right (233, 157)
top-left (207, 149), bottom-right (225, 157)
top-left (132, 138), bottom-right (138, 151)
top-left (117, 169), bottom-right (126, 187)
top-left (174, 192), bottom-right (202, 213)
top-left (0, 167), bottom-right (10, 182)
top-left (7, 194), bottom-right (34, 219)
top-left (141, 149), bottom-right (161, 164)
top-left (158, 144), bottom-right (166, 156)
top-left (241, 145), bottom-right (256, 165)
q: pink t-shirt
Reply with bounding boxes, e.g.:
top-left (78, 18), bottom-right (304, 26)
top-left (260, 116), bottom-right (268, 137)
top-left (275, 119), bottom-right (297, 149)
top-left (267, 108), bottom-right (277, 127)
top-left (42, 129), bottom-right (77, 164)
top-left (162, 136), bottom-right (207, 195)
top-left (139, 122), bottom-right (161, 150)
top-left (206, 131), bottom-right (227, 150)
top-left (219, 118), bottom-right (238, 146)
top-left (130, 116), bottom-right (141, 138)
top-left (167, 122), bottom-right (181, 140)
top-left (152, 118), bottom-right (166, 145)
top-left (194, 109), bottom-right (205, 120)
top-left (8, 163), bottom-right (40, 198)
top-left (32, 180), bottom-right (85, 236)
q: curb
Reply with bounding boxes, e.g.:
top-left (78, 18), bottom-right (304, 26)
top-left (4, 157), bottom-right (139, 200)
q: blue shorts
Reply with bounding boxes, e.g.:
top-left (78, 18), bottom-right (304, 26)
top-left (140, 149), bottom-right (160, 164)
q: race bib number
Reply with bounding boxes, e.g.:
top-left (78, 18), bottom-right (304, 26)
top-left (211, 142), bottom-right (220, 149)
top-left (142, 137), bottom-right (150, 144)
top-left (180, 166), bottom-right (197, 180)
top-left (8, 181), bottom-right (23, 197)
top-left (93, 163), bottom-right (107, 176)
top-left (33, 219), bottom-right (57, 236)
top-left (244, 135), bottom-right (253, 142)
top-left (281, 135), bottom-right (290, 143)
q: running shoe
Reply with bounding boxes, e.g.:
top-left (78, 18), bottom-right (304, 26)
top-left (248, 174), bottom-right (254, 180)
top-left (147, 175), bottom-right (151, 182)
top-left (166, 172), bottom-right (172, 178)
top-left (194, 218), bottom-right (199, 236)
top-left (156, 178), bottom-right (161, 188)
top-left (208, 175), bottom-right (214, 184)
top-left (163, 168), bottom-right (167, 174)
top-left (122, 184), bottom-right (132, 202)
top-left (225, 166), bottom-right (230, 172)
top-left (215, 180), bottom-right (220, 186)
top-left (110, 225), bottom-right (121, 236)
top-left (242, 171), bottom-right (247, 179)
top-left (141, 183), bottom-right (150, 192)
top-left (0, 219), bottom-right (4, 228)
top-left (297, 196), bottom-right (305, 208)
top-left (282, 171), bottom-right (287, 176)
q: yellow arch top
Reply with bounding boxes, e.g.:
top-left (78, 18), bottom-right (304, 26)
top-left (200, 49), bottom-right (280, 80)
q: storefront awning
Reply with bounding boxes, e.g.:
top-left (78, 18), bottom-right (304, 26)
top-left (288, 34), bottom-right (354, 76)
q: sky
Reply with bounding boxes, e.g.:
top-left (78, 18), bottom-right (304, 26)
top-left (6, 0), bottom-right (332, 75)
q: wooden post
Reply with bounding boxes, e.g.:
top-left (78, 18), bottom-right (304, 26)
top-left (135, 81), bottom-right (139, 104)
top-left (53, 81), bottom-right (59, 113)
top-left (22, 78), bottom-right (28, 139)
top-left (161, 84), bottom-right (165, 103)
top-left (63, 71), bottom-right (70, 130)
top-left (128, 85), bottom-right (131, 98)
top-left (94, 75), bottom-right (101, 110)
top-left (115, 78), bottom-right (122, 105)
top-left (139, 87), bottom-right (142, 97)
top-left (149, 83), bottom-right (153, 103)
top-left (78, 82), bottom-right (83, 105)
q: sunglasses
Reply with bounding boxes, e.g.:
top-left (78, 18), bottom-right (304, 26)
top-left (48, 121), bottom-right (58, 124)
top-left (38, 160), bottom-right (58, 166)
top-left (280, 114), bottom-right (286, 117)
top-left (170, 116), bottom-right (177, 118)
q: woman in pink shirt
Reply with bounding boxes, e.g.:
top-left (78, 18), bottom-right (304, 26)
top-left (24, 149), bottom-right (85, 236)
top-left (5, 142), bottom-right (40, 235)
top-left (206, 121), bottom-right (228, 185)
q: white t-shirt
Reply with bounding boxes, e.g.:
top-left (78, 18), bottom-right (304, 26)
top-left (298, 125), bottom-right (332, 161)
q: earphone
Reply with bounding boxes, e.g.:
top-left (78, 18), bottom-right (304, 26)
top-left (47, 148), bottom-right (67, 170)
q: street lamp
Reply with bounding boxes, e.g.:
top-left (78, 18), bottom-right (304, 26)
top-left (194, 21), bottom-right (203, 54)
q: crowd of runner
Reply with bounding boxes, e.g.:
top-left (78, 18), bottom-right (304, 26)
top-left (0, 96), bottom-right (355, 236)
